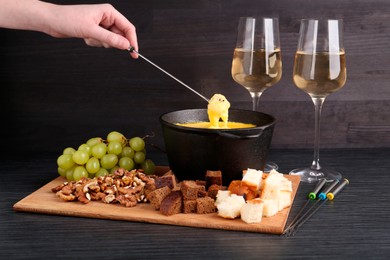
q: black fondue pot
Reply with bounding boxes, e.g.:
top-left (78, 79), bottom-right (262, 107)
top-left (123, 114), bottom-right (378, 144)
top-left (160, 108), bottom-right (276, 186)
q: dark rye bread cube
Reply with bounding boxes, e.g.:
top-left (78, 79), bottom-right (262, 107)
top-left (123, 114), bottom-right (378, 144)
top-left (155, 174), bottom-right (177, 190)
top-left (160, 191), bottom-right (183, 216)
top-left (205, 170), bottom-right (222, 189)
top-left (181, 180), bottom-right (205, 200)
top-left (183, 199), bottom-right (197, 214)
top-left (198, 190), bottom-right (208, 198)
top-left (146, 186), bottom-right (171, 210)
top-left (195, 180), bottom-right (206, 186)
top-left (196, 196), bottom-right (216, 214)
top-left (207, 184), bottom-right (222, 200)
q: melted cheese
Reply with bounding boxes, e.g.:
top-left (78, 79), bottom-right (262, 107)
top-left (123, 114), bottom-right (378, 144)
top-left (207, 94), bottom-right (231, 128)
top-left (177, 121), bottom-right (255, 129)
top-left (177, 94), bottom-right (256, 129)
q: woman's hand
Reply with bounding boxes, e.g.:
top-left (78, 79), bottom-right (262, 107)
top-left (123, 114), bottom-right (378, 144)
top-left (0, 1), bottom-right (138, 58)
top-left (47, 3), bottom-right (138, 58)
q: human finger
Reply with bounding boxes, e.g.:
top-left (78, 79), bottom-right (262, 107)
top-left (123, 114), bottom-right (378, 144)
top-left (102, 7), bottom-right (138, 58)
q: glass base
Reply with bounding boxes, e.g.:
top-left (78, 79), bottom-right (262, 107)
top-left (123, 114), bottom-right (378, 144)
top-left (289, 167), bottom-right (342, 183)
top-left (264, 161), bottom-right (279, 172)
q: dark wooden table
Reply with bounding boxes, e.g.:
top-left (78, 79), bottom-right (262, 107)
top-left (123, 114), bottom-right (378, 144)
top-left (1, 148), bottom-right (389, 259)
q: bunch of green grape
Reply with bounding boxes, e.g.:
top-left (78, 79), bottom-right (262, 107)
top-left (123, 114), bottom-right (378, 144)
top-left (56, 131), bottom-right (155, 181)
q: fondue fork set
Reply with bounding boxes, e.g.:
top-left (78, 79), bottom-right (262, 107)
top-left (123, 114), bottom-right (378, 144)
top-left (282, 178), bottom-right (350, 237)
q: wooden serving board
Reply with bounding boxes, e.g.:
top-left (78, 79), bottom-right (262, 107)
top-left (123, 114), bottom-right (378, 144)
top-left (13, 167), bottom-right (300, 235)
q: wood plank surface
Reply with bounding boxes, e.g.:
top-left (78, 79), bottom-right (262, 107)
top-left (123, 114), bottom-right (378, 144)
top-left (13, 167), bottom-right (300, 235)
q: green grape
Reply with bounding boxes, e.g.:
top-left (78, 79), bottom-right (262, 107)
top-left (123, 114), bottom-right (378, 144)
top-left (141, 159), bottom-right (155, 175)
top-left (86, 157), bottom-right (100, 174)
top-left (129, 137), bottom-right (145, 152)
top-left (56, 131), bottom-right (155, 179)
top-left (100, 154), bottom-right (118, 169)
top-left (91, 143), bottom-right (107, 159)
top-left (86, 137), bottom-right (103, 147)
top-left (73, 166), bottom-right (88, 181)
top-left (107, 131), bottom-right (126, 144)
top-left (65, 167), bottom-right (75, 181)
top-left (57, 167), bottom-right (67, 177)
top-left (72, 150), bottom-right (90, 165)
top-left (119, 157), bottom-right (134, 170)
top-left (107, 141), bottom-right (123, 155)
top-left (57, 154), bottom-right (75, 170)
top-left (121, 146), bottom-right (135, 159)
top-left (95, 168), bottom-right (109, 177)
top-left (110, 166), bottom-right (119, 175)
top-left (134, 151), bottom-right (146, 164)
top-left (78, 143), bottom-right (92, 156)
top-left (63, 147), bottom-right (76, 155)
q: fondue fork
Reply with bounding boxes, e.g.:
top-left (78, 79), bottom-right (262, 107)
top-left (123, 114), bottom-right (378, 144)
top-left (128, 47), bottom-right (210, 103)
top-left (283, 178), bottom-right (349, 236)
top-left (283, 179), bottom-right (339, 236)
top-left (283, 178), bottom-right (327, 232)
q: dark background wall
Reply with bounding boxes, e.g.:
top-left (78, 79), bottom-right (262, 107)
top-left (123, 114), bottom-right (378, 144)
top-left (1, 0), bottom-right (389, 156)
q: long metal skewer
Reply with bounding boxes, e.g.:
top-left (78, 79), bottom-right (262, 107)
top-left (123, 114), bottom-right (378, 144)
top-left (283, 178), bottom-right (327, 233)
top-left (283, 179), bottom-right (339, 236)
top-left (128, 47), bottom-right (210, 103)
top-left (288, 178), bottom-right (349, 236)
top-left (285, 178), bottom-right (349, 237)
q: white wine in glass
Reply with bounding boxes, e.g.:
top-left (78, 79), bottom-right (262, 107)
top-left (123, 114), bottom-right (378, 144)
top-left (289, 19), bottom-right (347, 183)
top-left (232, 17), bottom-right (282, 172)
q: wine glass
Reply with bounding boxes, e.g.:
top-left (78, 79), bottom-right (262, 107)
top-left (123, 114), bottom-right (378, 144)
top-left (231, 17), bottom-right (282, 172)
top-left (289, 19), bottom-right (347, 183)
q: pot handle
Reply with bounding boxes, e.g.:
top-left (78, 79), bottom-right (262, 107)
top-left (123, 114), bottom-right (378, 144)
top-left (216, 129), bottom-right (264, 139)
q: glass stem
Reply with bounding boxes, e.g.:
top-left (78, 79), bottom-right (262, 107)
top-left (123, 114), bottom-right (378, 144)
top-left (250, 92), bottom-right (263, 111)
top-left (311, 97), bottom-right (326, 171)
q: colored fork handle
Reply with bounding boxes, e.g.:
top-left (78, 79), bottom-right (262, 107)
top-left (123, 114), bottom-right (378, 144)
top-left (318, 180), bottom-right (339, 200)
top-left (308, 178), bottom-right (327, 200)
top-left (327, 178), bottom-right (349, 200)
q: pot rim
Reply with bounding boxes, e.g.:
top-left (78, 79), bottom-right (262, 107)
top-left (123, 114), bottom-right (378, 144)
top-left (159, 108), bottom-right (276, 134)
